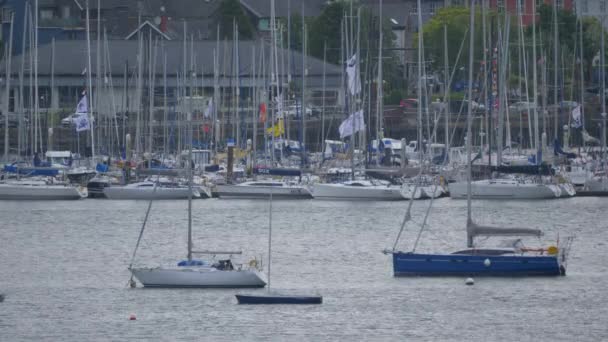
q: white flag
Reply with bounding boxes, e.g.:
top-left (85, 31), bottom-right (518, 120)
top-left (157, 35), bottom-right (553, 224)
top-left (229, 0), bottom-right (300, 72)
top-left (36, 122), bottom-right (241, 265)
top-left (275, 92), bottom-right (284, 118)
top-left (76, 94), bottom-right (88, 114)
top-left (75, 113), bottom-right (90, 132)
top-left (339, 110), bottom-right (365, 139)
top-left (204, 98), bottom-right (213, 118)
top-left (571, 106), bottom-right (582, 128)
top-left (346, 54), bottom-right (361, 96)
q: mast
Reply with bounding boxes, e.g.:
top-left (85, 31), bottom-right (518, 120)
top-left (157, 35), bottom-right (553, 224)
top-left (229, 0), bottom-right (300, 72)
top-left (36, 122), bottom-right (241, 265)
top-left (3, 12), bottom-right (14, 162)
top-left (18, 3), bottom-right (27, 157)
top-left (187, 103), bottom-right (193, 261)
top-left (321, 41), bottom-right (326, 158)
top-left (443, 0), bottom-right (450, 153)
top-left (552, 0), bottom-right (559, 141)
top-left (532, 0), bottom-right (540, 161)
top-left (86, 0), bottom-right (95, 161)
top-left (377, 0), bottom-right (383, 159)
top-left (33, 0), bottom-right (39, 153)
top-left (301, 6), bottom-right (306, 168)
top-left (416, 0), bottom-right (423, 163)
top-left (601, 9), bottom-right (606, 171)
top-left (466, 0), bottom-right (475, 247)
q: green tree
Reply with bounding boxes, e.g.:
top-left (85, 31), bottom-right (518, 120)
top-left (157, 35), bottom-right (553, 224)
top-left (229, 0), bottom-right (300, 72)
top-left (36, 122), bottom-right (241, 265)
top-left (217, 0), bottom-right (255, 39)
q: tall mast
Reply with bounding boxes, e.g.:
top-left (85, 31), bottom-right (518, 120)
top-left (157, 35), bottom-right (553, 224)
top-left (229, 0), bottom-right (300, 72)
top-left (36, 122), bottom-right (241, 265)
top-left (377, 0), bottom-right (384, 165)
top-left (33, 0), bottom-right (39, 153)
top-left (321, 41), bottom-right (326, 158)
top-left (443, 0), bottom-right (450, 153)
top-left (416, 0), bottom-right (423, 163)
top-left (3, 12), bottom-right (14, 161)
top-left (187, 104), bottom-right (193, 261)
top-left (86, 0), bottom-right (95, 161)
top-left (466, 0), bottom-right (476, 247)
top-left (601, 9), bottom-right (606, 170)
top-left (301, 6), bottom-right (306, 168)
top-left (552, 0), bottom-right (559, 141)
top-left (532, 1), bottom-right (540, 160)
top-left (18, 3), bottom-right (27, 157)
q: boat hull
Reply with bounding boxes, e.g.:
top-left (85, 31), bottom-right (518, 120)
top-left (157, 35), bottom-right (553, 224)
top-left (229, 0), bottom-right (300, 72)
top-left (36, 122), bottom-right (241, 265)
top-left (236, 294), bottom-right (322, 305)
top-left (131, 267), bottom-right (266, 288)
top-left (216, 185), bottom-right (312, 199)
top-left (448, 180), bottom-right (559, 199)
top-left (313, 183), bottom-right (405, 200)
top-left (0, 184), bottom-right (87, 200)
top-left (392, 252), bottom-right (563, 276)
top-left (103, 186), bottom-right (199, 200)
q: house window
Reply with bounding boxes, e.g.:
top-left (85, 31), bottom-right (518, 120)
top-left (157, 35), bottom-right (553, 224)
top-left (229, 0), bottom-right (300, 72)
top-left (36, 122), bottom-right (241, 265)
top-left (1, 7), bottom-right (12, 22)
top-left (410, 3), bottom-right (418, 15)
top-left (39, 8), bottom-right (55, 20)
top-left (258, 18), bottom-right (270, 31)
top-left (38, 87), bottom-right (51, 109)
top-left (58, 86), bottom-right (82, 108)
top-left (429, 2), bottom-right (438, 14)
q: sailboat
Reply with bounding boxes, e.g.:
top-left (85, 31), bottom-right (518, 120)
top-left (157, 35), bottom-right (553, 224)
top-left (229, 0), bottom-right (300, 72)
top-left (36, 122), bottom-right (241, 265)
top-left (129, 112), bottom-right (265, 288)
top-left (386, 0), bottom-right (570, 277)
top-left (235, 180), bottom-right (322, 303)
top-left (235, 168), bottom-right (321, 304)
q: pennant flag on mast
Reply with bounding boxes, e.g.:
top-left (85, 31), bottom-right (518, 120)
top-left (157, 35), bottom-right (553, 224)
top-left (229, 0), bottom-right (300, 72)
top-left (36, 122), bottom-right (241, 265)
top-left (259, 102), bottom-right (267, 123)
top-left (203, 98), bottom-right (213, 118)
top-left (76, 91), bottom-right (88, 114)
top-left (75, 91), bottom-right (90, 132)
top-left (339, 110), bottom-right (365, 139)
top-left (571, 106), bottom-right (582, 128)
top-left (346, 54), bottom-right (361, 96)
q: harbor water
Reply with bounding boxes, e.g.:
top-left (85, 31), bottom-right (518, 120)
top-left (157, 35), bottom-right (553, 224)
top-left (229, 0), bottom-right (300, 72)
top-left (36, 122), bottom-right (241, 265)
top-left (1, 197), bottom-right (607, 341)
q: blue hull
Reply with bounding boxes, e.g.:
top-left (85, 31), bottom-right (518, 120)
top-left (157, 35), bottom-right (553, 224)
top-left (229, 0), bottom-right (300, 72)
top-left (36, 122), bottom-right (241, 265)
top-left (392, 252), bottom-right (563, 276)
top-left (235, 294), bottom-right (322, 305)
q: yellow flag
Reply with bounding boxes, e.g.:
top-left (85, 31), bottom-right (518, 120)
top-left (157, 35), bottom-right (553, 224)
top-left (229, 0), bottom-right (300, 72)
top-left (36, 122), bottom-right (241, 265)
top-left (266, 119), bottom-right (285, 137)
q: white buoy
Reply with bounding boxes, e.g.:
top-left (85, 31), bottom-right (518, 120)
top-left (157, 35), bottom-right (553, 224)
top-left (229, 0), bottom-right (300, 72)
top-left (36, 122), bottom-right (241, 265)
top-left (465, 278), bottom-right (475, 285)
top-left (484, 258), bottom-right (491, 267)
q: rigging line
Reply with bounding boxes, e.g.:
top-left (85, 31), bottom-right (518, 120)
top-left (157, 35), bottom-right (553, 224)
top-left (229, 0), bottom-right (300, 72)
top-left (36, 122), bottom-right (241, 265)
top-left (127, 154), bottom-right (164, 287)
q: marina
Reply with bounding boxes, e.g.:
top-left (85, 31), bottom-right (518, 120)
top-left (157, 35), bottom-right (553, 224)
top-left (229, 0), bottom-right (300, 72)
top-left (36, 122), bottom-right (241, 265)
top-left (0, 0), bottom-right (607, 340)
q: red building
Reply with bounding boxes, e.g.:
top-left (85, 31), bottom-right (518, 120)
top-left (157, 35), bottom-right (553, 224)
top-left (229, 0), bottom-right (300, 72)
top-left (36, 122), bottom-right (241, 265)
top-left (488, 0), bottom-right (574, 26)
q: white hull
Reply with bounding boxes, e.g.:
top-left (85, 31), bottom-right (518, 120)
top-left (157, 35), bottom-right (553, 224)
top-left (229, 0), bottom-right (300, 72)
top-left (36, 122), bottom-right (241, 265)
top-left (583, 177), bottom-right (608, 192)
top-left (130, 267), bottom-right (266, 288)
top-left (402, 184), bottom-right (445, 199)
top-left (448, 180), bottom-right (560, 199)
top-left (313, 183), bottom-right (405, 200)
top-left (0, 183), bottom-right (87, 200)
top-left (104, 186), bottom-right (200, 200)
top-left (216, 184), bottom-right (312, 199)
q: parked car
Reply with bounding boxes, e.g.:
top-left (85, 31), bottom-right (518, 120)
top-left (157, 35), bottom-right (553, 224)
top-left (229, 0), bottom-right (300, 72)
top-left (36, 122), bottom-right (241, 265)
top-left (508, 101), bottom-right (537, 113)
top-left (283, 104), bottom-right (313, 117)
top-left (0, 113), bottom-right (28, 128)
top-left (61, 113), bottom-right (81, 126)
top-left (547, 101), bottom-right (578, 111)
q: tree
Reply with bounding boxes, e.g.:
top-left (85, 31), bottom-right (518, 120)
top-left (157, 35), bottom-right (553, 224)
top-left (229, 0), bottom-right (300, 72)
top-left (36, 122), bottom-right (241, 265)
top-left (217, 0), bottom-right (255, 39)
top-left (306, 1), bottom-right (400, 97)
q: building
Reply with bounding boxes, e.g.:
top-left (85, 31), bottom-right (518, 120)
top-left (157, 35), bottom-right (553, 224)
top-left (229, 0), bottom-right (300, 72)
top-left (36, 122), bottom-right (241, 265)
top-left (575, 0), bottom-right (608, 30)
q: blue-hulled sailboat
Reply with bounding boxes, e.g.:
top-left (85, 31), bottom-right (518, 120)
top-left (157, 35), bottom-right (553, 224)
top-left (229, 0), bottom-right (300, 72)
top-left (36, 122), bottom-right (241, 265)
top-left (386, 0), bottom-right (571, 277)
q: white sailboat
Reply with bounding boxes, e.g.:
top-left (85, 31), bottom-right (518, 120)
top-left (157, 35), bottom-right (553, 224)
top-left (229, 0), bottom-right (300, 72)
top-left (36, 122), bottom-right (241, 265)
top-left (0, 178), bottom-right (87, 200)
top-left (103, 180), bottom-right (200, 200)
top-left (129, 105), bottom-right (265, 288)
top-left (448, 178), bottom-right (560, 199)
top-left (313, 179), bottom-right (405, 200)
top-left (216, 180), bottom-right (312, 199)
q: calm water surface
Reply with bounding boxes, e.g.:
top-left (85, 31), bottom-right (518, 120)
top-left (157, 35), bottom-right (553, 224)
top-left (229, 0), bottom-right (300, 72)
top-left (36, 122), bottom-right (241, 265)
top-left (1, 197), bottom-right (607, 341)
